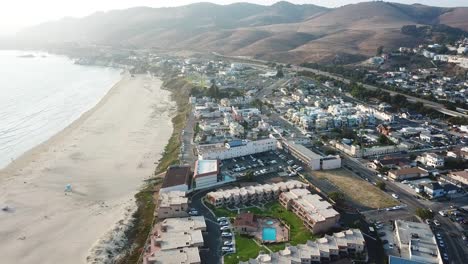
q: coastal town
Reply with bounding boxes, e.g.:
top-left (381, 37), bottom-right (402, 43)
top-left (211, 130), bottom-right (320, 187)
top-left (77, 39), bottom-right (468, 264)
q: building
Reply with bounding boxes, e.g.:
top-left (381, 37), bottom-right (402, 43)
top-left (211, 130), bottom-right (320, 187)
top-left (144, 216), bottom-right (206, 264)
top-left (388, 167), bottom-right (429, 181)
top-left (157, 191), bottom-right (188, 219)
top-left (234, 212), bottom-right (259, 235)
top-left (423, 182), bottom-right (445, 199)
top-left (206, 180), bottom-right (307, 207)
top-left (160, 165), bottom-right (192, 194)
top-left (197, 138), bottom-right (277, 160)
top-left (146, 247), bottom-right (201, 264)
top-left (374, 157), bottom-right (413, 170)
top-left (193, 160), bottom-right (219, 190)
top-left (282, 140), bottom-right (341, 170)
top-left (393, 220), bottom-right (442, 264)
top-left (240, 229), bottom-right (365, 264)
top-left (448, 170), bottom-right (468, 185)
top-left (417, 153), bottom-right (445, 168)
top-left (279, 189), bottom-right (340, 234)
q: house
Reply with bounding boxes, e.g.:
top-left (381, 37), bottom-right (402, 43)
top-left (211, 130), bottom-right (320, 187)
top-left (157, 191), bottom-right (189, 219)
top-left (423, 182), bottom-right (445, 199)
top-left (376, 124), bottom-right (391, 136)
top-left (234, 212), bottom-right (259, 234)
top-left (388, 167), bottom-right (429, 181)
top-left (448, 170), bottom-right (468, 185)
top-left (160, 165), bottom-right (193, 194)
top-left (374, 157), bottom-right (413, 170)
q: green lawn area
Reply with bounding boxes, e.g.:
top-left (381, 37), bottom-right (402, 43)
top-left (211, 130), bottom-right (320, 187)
top-left (224, 235), bottom-right (268, 264)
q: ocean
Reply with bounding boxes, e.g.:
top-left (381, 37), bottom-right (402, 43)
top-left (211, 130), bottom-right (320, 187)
top-left (0, 50), bottom-right (122, 169)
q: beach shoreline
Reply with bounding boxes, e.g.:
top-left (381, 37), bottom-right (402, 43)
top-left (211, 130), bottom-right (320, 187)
top-left (0, 73), bottom-right (175, 263)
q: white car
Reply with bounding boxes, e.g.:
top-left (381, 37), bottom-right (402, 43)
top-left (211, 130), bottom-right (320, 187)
top-left (392, 193), bottom-right (399, 199)
top-left (221, 232), bottom-right (233, 237)
top-left (222, 247), bottom-right (234, 252)
top-left (219, 221), bottom-right (229, 226)
top-left (217, 217), bottom-right (228, 222)
top-left (224, 241), bottom-right (234, 246)
top-left (433, 220), bottom-right (441, 226)
top-left (188, 210), bottom-right (198, 216)
top-left (220, 226), bottom-right (230, 231)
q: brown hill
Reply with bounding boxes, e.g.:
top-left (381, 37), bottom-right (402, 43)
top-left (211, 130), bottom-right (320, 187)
top-left (10, 1), bottom-right (468, 64)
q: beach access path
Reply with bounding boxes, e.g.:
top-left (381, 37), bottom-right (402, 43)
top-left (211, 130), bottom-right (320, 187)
top-left (0, 74), bottom-right (175, 263)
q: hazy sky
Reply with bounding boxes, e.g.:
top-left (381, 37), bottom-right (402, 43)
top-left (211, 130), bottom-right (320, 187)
top-left (1, 0), bottom-right (467, 34)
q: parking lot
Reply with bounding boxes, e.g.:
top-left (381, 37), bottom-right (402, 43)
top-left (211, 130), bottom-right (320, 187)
top-left (220, 150), bottom-right (304, 182)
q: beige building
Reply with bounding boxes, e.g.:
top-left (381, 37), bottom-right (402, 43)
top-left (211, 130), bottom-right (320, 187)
top-left (146, 247), bottom-right (201, 264)
top-left (448, 170), bottom-right (468, 185)
top-left (144, 216), bottom-right (206, 264)
top-left (279, 189), bottom-right (340, 234)
top-left (206, 180), bottom-right (307, 207)
top-left (388, 167), bottom-right (429, 181)
top-left (157, 191), bottom-right (188, 219)
top-left (240, 229), bottom-right (365, 264)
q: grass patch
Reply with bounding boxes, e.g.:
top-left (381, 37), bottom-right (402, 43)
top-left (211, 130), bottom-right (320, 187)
top-left (313, 169), bottom-right (398, 209)
top-left (224, 234), bottom-right (269, 264)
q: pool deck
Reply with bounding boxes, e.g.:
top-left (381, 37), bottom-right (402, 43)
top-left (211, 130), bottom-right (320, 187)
top-left (254, 217), bottom-right (289, 243)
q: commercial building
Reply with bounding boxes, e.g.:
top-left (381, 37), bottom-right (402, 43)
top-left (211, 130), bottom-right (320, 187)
top-left (393, 220), bottom-right (442, 264)
top-left (279, 189), bottom-right (340, 234)
top-left (157, 191), bottom-right (188, 219)
top-left (240, 229), bottom-right (365, 264)
top-left (144, 216), bottom-right (206, 264)
top-left (423, 182), bottom-right (445, 199)
top-left (160, 165), bottom-right (192, 194)
top-left (206, 180), bottom-right (307, 207)
top-left (388, 167), bottom-right (429, 181)
top-left (282, 140), bottom-right (341, 170)
top-left (193, 160), bottom-right (220, 189)
top-left (197, 138), bottom-right (277, 160)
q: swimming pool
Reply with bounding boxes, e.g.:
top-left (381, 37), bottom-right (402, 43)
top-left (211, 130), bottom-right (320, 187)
top-left (266, 220), bottom-right (274, 225)
top-left (262, 227), bottom-right (277, 241)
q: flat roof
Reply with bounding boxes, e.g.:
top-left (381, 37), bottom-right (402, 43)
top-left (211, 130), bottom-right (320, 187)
top-left (162, 166), bottom-right (192, 189)
top-left (147, 247), bottom-right (200, 264)
top-left (285, 140), bottom-right (322, 160)
top-left (194, 160), bottom-right (219, 178)
top-left (395, 220), bottom-right (440, 264)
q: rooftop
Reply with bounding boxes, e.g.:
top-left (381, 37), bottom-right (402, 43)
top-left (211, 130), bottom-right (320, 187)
top-left (162, 165), bottom-right (192, 189)
top-left (146, 247), bottom-right (201, 264)
top-left (194, 160), bottom-right (219, 178)
top-left (391, 167), bottom-right (427, 176)
top-left (159, 191), bottom-right (188, 208)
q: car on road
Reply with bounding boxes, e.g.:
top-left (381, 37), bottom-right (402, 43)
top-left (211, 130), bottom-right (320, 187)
top-left (222, 246), bottom-right (234, 252)
top-left (436, 233), bottom-right (442, 239)
top-left (438, 241), bottom-right (445, 247)
top-left (443, 253), bottom-right (449, 261)
top-left (217, 217), bottom-right (228, 222)
top-left (188, 209), bottom-right (198, 216)
top-left (224, 241), bottom-right (234, 246)
top-left (220, 226), bottom-right (230, 231)
top-left (433, 220), bottom-right (440, 226)
top-left (392, 193), bottom-right (399, 199)
top-left (219, 221), bottom-right (229, 226)
top-left (425, 219), bottom-right (432, 225)
top-left (383, 177), bottom-right (388, 181)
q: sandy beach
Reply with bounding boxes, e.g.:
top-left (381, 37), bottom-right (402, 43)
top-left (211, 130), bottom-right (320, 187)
top-left (0, 74), bottom-right (175, 263)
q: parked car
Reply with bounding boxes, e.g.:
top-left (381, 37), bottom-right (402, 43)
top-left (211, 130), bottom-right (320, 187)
top-left (222, 246), bottom-right (233, 252)
top-left (217, 217), bottom-right (228, 222)
top-left (433, 220), bottom-right (441, 226)
top-left (443, 253), bottom-right (449, 261)
top-left (221, 232), bottom-right (233, 237)
top-left (220, 226), bottom-right (230, 231)
top-left (219, 221), bottom-right (229, 226)
top-left (392, 193), bottom-right (399, 199)
top-left (224, 241), bottom-right (234, 246)
top-left (188, 210), bottom-right (198, 216)
top-left (378, 232), bottom-right (386, 237)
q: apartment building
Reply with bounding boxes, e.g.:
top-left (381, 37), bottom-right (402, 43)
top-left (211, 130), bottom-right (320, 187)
top-left (393, 220), bottom-right (442, 264)
top-left (157, 191), bottom-right (188, 219)
top-left (417, 153), bottom-right (445, 168)
top-left (279, 189), bottom-right (340, 234)
top-left (448, 170), bottom-right (468, 185)
top-left (240, 229), bottom-right (365, 264)
top-left (197, 138), bottom-right (277, 160)
top-left (206, 180), bottom-right (307, 207)
top-left (144, 216), bottom-right (206, 264)
top-left (146, 247), bottom-right (201, 264)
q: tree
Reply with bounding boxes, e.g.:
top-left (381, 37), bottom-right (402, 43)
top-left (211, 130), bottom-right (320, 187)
top-left (245, 171), bottom-right (254, 181)
top-left (415, 208), bottom-right (433, 220)
top-left (329, 191), bottom-right (345, 204)
top-left (276, 66), bottom-right (284, 78)
top-left (376, 181), bottom-right (386, 191)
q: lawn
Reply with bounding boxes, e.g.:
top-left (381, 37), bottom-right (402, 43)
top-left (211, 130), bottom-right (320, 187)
top-left (224, 234), bottom-right (268, 264)
top-left (313, 169), bottom-right (398, 209)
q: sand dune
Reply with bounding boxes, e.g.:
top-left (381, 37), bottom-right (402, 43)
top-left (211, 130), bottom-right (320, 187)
top-left (0, 74), bottom-right (175, 263)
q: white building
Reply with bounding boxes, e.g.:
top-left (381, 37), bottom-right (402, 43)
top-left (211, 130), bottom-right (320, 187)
top-left (418, 153), bottom-right (445, 168)
top-left (193, 160), bottom-right (219, 190)
top-left (393, 220), bottom-right (442, 264)
top-left (197, 138), bottom-right (277, 160)
top-left (282, 140), bottom-right (341, 170)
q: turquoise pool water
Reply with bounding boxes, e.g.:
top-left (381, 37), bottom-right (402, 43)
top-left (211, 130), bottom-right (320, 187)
top-left (262, 227), bottom-right (277, 241)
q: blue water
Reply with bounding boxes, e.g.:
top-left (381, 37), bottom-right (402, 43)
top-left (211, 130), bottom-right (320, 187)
top-left (0, 50), bottom-right (122, 168)
top-left (262, 227), bottom-right (276, 241)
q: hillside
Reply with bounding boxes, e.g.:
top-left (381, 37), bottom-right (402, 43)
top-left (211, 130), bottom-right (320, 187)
top-left (10, 1), bottom-right (468, 64)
